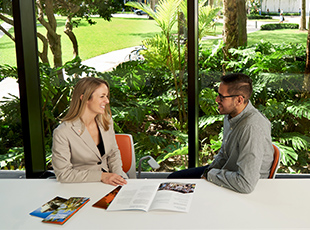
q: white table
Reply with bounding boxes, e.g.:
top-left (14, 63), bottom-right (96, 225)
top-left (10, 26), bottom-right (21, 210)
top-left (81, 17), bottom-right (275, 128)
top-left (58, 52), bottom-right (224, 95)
top-left (1, 178), bottom-right (310, 230)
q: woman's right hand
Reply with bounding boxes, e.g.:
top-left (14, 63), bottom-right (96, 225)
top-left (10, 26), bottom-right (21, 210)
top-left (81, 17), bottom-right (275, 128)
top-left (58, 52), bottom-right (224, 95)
top-left (101, 172), bottom-right (127, 186)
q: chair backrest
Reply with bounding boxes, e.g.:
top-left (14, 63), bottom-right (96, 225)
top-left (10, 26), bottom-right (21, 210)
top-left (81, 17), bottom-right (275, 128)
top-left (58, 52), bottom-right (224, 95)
top-left (115, 134), bottom-right (136, 179)
top-left (269, 144), bottom-right (281, 179)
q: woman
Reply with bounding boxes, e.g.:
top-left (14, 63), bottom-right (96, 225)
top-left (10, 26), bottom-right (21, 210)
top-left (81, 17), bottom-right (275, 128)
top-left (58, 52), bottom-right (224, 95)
top-left (279, 13), bottom-right (284, 23)
top-left (52, 77), bottom-right (127, 186)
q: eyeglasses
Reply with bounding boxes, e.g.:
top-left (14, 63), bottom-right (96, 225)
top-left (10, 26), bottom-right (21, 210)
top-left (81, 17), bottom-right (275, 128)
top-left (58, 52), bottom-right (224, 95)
top-left (218, 93), bottom-right (244, 101)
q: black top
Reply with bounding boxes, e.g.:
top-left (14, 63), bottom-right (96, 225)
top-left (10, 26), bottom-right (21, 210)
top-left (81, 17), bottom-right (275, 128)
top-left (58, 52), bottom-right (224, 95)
top-left (97, 134), bottom-right (105, 157)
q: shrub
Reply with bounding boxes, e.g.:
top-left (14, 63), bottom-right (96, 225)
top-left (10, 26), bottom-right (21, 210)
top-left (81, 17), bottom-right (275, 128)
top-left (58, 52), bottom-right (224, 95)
top-left (261, 23), bottom-right (299, 30)
top-left (247, 15), bottom-right (272, 20)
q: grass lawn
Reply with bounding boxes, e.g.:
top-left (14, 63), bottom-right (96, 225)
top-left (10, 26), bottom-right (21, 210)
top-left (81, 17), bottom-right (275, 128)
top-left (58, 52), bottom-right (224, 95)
top-left (201, 20), bottom-right (308, 48)
top-left (0, 17), bottom-right (308, 67)
top-left (0, 16), bottom-right (164, 66)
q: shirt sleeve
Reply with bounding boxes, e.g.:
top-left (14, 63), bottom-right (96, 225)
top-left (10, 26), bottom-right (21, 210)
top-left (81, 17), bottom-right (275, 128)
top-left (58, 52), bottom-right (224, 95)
top-left (207, 124), bottom-right (266, 194)
top-left (208, 145), bottom-right (227, 169)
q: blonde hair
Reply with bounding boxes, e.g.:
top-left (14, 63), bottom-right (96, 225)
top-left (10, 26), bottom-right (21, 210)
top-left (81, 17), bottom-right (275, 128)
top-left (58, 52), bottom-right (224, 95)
top-left (62, 77), bottom-right (112, 131)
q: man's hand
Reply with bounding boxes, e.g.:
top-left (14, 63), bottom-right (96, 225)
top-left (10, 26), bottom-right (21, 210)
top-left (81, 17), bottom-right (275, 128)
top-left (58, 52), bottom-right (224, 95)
top-left (101, 172), bottom-right (127, 186)
top-left (201, 165), bottom-right (211, 179)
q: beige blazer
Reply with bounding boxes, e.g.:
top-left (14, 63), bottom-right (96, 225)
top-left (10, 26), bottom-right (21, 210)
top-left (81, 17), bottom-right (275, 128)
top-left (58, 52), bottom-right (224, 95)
top-left (52, 118), bottom-right (127, 183)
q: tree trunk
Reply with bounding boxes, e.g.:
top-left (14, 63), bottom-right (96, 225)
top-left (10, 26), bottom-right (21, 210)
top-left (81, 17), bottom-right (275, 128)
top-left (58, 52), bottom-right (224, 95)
top-left (178, 12), bottom-right (185, 36)
top-left (60, 2), bottom-right (80, 59)
top-left (64, 16), bottom-right (79, 59)
top-left (150, 0), bottom-right (156, 11)
top-left (0, 13), bottom-right (14, 41)
top-left (303, 17), bottom-right (310, 97)
top-left (222, 0), bottom-right (238, 62)
top-left (306, 18), bottom-right (310, 74)
top-left (300, 0), bottom-right (306, 30)
top-left (0, 13), bottom-right (14, 25)
top-left (237, 0), bottom-right (247, 47)
top-left (209, 0), bottom-right (214, 7)
top-left (37, 32), bottom-right (49, 64)
top-left (36, 0), bottom-right (64, 80)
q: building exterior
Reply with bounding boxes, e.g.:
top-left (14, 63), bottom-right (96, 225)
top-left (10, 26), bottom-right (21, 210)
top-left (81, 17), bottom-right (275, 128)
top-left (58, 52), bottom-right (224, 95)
top-left (261, 0), bottom-right (309, 14)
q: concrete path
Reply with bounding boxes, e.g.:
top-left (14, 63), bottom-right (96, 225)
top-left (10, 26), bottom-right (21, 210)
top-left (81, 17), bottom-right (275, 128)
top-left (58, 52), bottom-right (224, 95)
top-left (0, 45), bottom-right (140, 100)
top-left (0, 22), bottom-right (12, 38)
top-left (82, 46), bottom-right (141, 72)
top-left (0, 15), bottom-right (305, 100)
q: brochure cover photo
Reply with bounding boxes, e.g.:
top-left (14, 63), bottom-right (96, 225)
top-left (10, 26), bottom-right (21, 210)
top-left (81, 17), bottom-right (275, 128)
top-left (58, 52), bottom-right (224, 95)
top-left (29, 196), bottom-right (68, 219)
top-left (30, 197), bottom-right (89, 225)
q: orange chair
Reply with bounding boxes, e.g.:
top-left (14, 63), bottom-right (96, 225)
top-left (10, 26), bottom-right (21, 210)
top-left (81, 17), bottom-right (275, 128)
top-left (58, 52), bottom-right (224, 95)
top-left (115, 134), bottom-right (137, 179)
top-left (269, 144), bottom-right (281, 179)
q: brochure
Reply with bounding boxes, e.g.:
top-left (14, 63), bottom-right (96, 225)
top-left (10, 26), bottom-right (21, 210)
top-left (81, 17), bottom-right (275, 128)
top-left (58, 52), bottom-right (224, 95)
top-left (30, 196), bottom-right (68, 219)
top-left (30, 197), bottom-right (89, 225)
top-left (96, 181), bottom-right (196, 213)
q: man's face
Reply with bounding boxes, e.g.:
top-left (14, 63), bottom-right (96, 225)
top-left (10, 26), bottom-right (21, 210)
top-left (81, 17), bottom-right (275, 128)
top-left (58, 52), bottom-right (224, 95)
top-left (215, 82), bottom-right (239, 117)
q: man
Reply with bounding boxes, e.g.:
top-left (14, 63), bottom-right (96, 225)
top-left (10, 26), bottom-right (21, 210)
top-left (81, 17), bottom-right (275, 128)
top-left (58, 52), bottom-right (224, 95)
top-left (168, 73), bottom-right (274, 194)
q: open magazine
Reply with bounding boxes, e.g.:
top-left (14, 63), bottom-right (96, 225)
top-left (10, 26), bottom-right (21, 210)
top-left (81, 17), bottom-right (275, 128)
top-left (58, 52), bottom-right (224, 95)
top-left (93, 181), bottom-right (196, 213)
top-left (30, 196), bottom-right (89, 225)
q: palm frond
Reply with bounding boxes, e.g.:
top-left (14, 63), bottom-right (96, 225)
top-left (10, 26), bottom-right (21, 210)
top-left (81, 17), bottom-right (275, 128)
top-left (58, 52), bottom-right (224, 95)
top-left (257, 100), bottom-right (286, 120)
top-left (158, 146), bottom-right (188, 164)
top-left (199, 115), bottom-right (223, 128)
top-left (179, 1), bottom-right (221, 41)
top-left (287, 99), bottom-right (310, 120)
top-left (198, 6), bottom-right (221, 40)
top-left (155, 0), bottom-right (182, 35)
top-left (273, 142), bottom-right (298, 166)
top-left (280, 132), bottom-right (310, 151)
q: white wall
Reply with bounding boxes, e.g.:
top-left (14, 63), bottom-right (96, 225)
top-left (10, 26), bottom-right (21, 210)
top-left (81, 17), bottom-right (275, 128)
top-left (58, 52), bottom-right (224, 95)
top-left (261, 0), bottom-right (309, 14)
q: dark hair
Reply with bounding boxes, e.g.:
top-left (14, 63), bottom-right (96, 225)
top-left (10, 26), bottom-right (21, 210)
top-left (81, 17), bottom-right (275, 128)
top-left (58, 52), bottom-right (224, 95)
top-left (220, 73), bottom-right (253, 103)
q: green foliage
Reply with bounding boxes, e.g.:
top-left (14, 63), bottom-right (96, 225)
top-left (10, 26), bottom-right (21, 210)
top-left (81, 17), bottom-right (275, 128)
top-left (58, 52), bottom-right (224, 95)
top-left (247, 15), bottom-right (272, 19)
top-left (0, 65), bottom-right (18, 81)
top-left (1, 4), bottom-right (309, 175)
top-left (199, 88), bottom-right (218, 117)
top-left (198, 40), bottom-right (310, 173)
top-left (142, 33), bottom-right (185, 71)
top-left (198, 6), bottom-right (221, 39)
top-left (0, 147), bottom-right (24, 170)
top-left (199, 40), bottom-right (224, 72)
top-left (261, 23), bottom-right (299, 30)
top-left (227, 41), bottom-right (306, 74)
top-left (126, 0), bottom-right (221, 130)
top-left (0, 95), bottom-right (23, 154)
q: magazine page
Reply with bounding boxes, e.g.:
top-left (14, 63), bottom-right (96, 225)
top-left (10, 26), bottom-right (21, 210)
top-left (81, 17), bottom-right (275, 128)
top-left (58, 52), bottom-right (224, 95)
top-left (42, 197), bottom-right (89, 225)
top-left (149, 182), bottom-right (196, 213)
top-left (93, 186), bottom-right (122, 210)
top-left (29, 196), bottom-right (68, 218)
top-left (107, 182), bottom-right (159, 212)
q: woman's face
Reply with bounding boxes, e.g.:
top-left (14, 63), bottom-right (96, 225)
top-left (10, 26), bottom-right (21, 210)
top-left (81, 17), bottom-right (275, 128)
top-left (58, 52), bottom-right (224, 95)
top-left (86, 83), bottom-right (110, 116)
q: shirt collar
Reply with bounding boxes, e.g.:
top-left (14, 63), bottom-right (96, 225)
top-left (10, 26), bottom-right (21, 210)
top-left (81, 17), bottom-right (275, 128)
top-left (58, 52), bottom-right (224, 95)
top-left (227, 101), bottom-right (254, 126)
